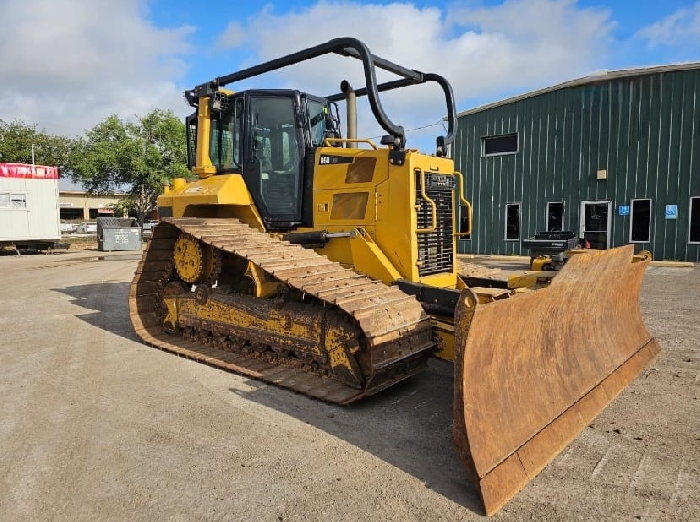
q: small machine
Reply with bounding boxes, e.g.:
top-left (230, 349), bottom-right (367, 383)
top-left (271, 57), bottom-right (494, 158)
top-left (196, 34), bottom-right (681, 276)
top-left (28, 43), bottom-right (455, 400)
top-left (522, 230), bottom-right (583, 271)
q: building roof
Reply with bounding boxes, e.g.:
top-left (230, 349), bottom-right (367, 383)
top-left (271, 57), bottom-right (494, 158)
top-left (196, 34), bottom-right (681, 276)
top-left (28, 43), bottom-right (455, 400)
top-left (0, 163), bottom-right (58, 180)
top-left (456, 61), bottom-right (700, 118)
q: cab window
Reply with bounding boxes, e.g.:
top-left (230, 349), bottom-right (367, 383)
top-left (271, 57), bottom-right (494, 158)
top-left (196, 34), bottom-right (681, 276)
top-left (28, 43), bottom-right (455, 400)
top-left (307, 99), bottom-right (329, 146)
top-left (210, 98), bottom-right (242, 170)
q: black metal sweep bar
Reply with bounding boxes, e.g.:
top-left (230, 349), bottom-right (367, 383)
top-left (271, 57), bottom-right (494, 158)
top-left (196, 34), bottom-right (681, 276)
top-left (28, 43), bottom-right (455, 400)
top-left (186, 37), bottom-right (457, 148)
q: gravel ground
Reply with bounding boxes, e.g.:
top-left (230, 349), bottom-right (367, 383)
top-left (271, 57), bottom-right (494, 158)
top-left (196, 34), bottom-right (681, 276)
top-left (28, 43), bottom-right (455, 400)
top-left (0, 249), bottom-right (697, 521)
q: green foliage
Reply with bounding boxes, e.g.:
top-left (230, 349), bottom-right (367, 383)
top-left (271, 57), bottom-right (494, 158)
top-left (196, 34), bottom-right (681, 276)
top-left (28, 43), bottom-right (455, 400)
top-left (0, 120), bottom-right (39, 163)
top-left (0, 120), bottom-right (78, 175)
top-left (1, 110), bottom-right (189, 223)
top-left (69, 109), bottom-right (189, 222)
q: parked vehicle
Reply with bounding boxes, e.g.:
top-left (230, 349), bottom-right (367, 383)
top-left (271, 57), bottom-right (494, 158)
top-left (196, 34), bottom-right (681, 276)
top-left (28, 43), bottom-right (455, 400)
top-left (142, 219), bottom-right (158, 230)
top-left (77, 222), bottom-right (98, 234)
top-left (141, 220), bottom-right (159, 237)
top-left (60, 220), bottom-right (78, 234)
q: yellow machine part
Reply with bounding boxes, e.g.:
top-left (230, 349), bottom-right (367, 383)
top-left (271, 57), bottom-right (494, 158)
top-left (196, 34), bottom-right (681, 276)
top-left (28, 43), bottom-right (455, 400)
top-left (452, 245), bottom-right (660, 515)
top-left (530, 256), bottom-right (554, 271)
top-left (157, 173), bottom-right (265, 230)
top-left (307, 145), bottom-right (460, 286)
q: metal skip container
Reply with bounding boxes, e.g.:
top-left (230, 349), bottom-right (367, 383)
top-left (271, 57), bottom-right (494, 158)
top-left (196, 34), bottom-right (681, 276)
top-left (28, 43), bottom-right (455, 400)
top-left (97, 217), bottom-right (142, 251)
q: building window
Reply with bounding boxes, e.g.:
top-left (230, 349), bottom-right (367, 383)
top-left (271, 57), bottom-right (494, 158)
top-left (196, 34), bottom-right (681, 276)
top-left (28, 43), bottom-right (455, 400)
top-left (10, 194), bottom-right (27, 209)
top-left (690, 197), bottom-right (700, 243)
top-left (505, 203), bottom-right (520, 241)
top-left (546, 202), bottom-right (564, 231)
top-left (482, 133), bottom-right (518, 156)
top-left (0, 193), bottom-right (9, 208)
top-left (630, 199), bottom-right (651, 243)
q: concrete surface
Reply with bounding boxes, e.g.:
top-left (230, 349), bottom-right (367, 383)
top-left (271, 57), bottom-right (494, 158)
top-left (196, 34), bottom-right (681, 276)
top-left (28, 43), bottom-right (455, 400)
top-left (0, 250), bottom-right (697, 521)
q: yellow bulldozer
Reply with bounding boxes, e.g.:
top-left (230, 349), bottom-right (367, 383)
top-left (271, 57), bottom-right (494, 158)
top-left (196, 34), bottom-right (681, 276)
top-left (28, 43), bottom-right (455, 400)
top-left (129, 37), bottom-right (660, 515)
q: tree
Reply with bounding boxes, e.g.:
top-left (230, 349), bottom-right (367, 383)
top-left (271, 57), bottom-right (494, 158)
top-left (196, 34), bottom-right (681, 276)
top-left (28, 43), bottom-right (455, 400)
top-left (0, 120), bottom-right (39, 164)
top-left (69, 109), bottom-right (190, 223)
top-left (0, 119), bottom-right (78, 175)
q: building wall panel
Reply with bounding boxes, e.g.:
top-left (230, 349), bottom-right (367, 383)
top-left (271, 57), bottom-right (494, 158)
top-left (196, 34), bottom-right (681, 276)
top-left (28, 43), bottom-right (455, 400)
top-left (455, 67), bottom-right (700, 261)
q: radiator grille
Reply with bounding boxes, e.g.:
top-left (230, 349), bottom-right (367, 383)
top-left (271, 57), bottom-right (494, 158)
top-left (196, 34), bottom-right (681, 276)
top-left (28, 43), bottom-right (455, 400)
top-left (415, 172), bottom-right (454, 276)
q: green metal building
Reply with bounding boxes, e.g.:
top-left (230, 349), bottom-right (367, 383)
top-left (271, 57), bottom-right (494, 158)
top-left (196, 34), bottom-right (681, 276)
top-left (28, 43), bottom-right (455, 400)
top-left (453, 63), bottom-right (700, 262)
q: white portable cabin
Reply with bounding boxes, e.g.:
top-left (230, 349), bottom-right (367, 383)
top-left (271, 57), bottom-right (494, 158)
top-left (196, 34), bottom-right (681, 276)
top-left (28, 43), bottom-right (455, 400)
top-left (0, 163), bottom-right (61, 248)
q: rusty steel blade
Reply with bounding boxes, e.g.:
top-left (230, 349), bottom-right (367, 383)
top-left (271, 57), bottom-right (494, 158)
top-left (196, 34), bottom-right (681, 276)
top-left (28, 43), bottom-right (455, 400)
top-left (453, 245), bottom-right (660, 516)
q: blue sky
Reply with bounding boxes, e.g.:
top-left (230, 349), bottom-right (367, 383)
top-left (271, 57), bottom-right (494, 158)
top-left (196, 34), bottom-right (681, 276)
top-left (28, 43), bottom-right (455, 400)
top-left (150, 0), bottom-right (700, 81)
top-left (1, 0), bottom-right (699, 158)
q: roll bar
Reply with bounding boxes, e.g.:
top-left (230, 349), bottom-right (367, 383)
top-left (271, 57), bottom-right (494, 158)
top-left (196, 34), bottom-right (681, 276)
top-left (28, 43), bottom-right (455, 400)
top-left (185, 37), bottom-right (457, 151)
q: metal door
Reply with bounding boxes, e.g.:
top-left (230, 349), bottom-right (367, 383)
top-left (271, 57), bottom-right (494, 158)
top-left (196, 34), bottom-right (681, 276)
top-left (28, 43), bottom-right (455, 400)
top-left (580, 201), bottom-right (612, 249)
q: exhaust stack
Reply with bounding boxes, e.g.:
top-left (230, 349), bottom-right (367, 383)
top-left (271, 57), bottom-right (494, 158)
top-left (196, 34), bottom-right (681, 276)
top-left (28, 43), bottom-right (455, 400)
top-left (340, 80), bottom-right (357, 148)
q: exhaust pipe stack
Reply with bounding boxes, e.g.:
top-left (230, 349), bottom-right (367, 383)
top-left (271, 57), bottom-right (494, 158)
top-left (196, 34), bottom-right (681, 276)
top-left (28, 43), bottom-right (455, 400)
top-left (340, 80), bottom-right (357, 148)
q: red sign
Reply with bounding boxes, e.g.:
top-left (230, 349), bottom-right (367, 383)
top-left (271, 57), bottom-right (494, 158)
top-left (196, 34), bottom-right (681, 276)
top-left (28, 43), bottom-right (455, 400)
top-left (0, 163), bottom-right (59, 179)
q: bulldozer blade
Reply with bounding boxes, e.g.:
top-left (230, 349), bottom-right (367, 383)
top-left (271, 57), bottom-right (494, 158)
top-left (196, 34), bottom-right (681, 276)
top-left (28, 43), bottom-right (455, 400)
top-left (453, 245), bottom-right (660, 516)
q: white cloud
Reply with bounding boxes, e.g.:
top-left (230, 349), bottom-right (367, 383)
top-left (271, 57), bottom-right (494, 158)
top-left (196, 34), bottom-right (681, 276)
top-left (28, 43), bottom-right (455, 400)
top-left (635, 2), bottom-right (700, 48)
top-left (214, 0), bottom-right (614, 149)
top-left (0, 0), bottom-right (194, 137)
top-left (0, 0), bottom-right (618, 153)
top-left (216, 20), bottom-right (245, 49)
top-left (447, 0), bottom-right (614, 88)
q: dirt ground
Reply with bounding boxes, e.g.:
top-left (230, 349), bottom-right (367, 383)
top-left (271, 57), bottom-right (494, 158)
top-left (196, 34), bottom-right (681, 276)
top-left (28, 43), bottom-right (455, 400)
top-left (0, 249), bottom-right (697, 521)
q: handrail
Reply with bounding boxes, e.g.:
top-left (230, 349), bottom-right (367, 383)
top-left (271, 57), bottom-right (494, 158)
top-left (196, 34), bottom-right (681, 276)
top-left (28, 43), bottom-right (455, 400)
top-left (322, 137), bottom-right (378, 149)
top-left (416, 169), bottom-right (438, 234)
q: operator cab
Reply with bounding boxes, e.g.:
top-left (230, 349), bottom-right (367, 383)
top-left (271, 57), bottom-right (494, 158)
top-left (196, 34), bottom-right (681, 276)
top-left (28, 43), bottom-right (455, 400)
top-left (186, 90), bottom-right (339, 231)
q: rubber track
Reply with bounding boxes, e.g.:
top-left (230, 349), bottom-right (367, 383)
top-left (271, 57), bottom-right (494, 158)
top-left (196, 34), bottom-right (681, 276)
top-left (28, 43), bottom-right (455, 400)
top-left (129, 217), bottom-right (432, 404)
